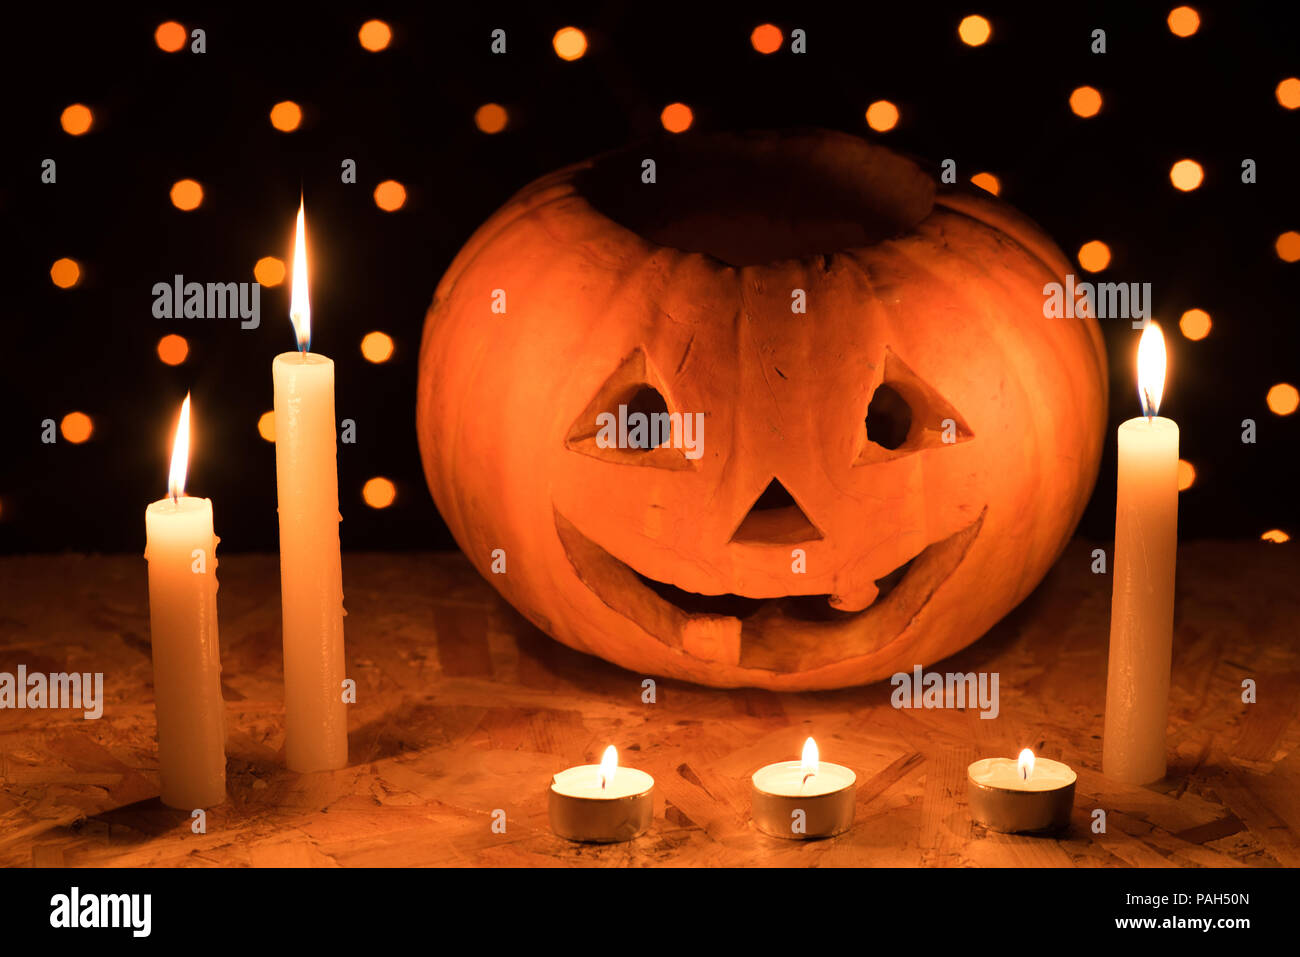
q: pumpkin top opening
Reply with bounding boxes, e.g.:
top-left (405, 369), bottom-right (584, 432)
top-left (575, 130), bottom-right (937, 267)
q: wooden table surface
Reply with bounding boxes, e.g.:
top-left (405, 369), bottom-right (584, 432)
top-left (1, 540), bottom-right (1297, 867)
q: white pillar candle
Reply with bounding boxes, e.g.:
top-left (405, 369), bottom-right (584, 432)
top-left (143, 394), bottom-right (227, 809)
top-left (1103, 322), bottom-right (1179, 785)
top-left (274, 198), bottom-right (348, 772)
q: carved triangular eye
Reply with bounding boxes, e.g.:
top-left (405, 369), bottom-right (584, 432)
top-left (566, 349), bottom-right (694, 469)
top-left (855, 348), bottom-right (974, 465)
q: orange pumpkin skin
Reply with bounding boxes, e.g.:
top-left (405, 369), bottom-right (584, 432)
top-left (418, 130), bottom-right (1107, 690)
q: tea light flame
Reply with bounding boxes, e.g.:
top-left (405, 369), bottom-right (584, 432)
top-left (1018, 748), bottom-right (1035, 782)
top-left (596, 744), bottom-right (618, 790)
top-left (168, 392), bottom-right (191, 502)
top-left (1137, 321), bottom-right (1167, 419)
top-left (289, 196), bottom-right (311, 353)
top-left (800, 736), bottom-right (819, 787)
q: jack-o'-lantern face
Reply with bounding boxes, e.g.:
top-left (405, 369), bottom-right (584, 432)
top-left (418, 130), bottom-right (1107, 690)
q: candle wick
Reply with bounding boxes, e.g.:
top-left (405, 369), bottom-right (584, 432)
top-left (801, 772), bottom-right (814, 790)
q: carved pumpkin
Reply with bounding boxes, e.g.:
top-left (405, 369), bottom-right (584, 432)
top-left (418, 129), bottom-right (1106, 690)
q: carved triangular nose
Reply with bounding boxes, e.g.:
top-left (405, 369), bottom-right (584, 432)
top-left (730, 478), bottom-right (823, 545)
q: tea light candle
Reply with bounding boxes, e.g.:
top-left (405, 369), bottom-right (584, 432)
top-left (274, 198), bottom-right (348, 773)
top-left (549, 746), bottom-right (654, 843)
top-left (1103, 322), bottom-right (1179, 785)
top-left (967, 749), bottom-right (1076, 833)
top-left (751, 737), bottom-right (856, 839)
top-left (143, 394), bottom-right (227, 810)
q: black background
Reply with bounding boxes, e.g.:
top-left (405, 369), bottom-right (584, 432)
top-left (2, 1), bottom-right (1297, 555)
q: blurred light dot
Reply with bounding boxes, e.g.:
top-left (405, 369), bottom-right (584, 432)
top-left (358, 20), bottom-right (392, 51)
top-left (1176, 459), bottom-right (1196, 491)
top-left (865, 100), bottom-right (899, 132)
top-left (361, 331), bottom-right (395, 363)
top-left (1178, 308), bottom-right (1211, 340)
top-left (157, 334), bottom-right (189, 366)
top-left (1167, 6), bottom-right (1200, 37)
top-left (1261, 529), bottom-right (1291, 543)
top-left (373, 180), bottom-right (407, 211)
top-left (363, 477), bottom-right (396, 508)
top-left (1276, 230), bottom-right (1300, 262)
top-left (1069, 86), bottom-right (1102, 118)
top-left (61, 412), bottom-right (93, 444)
top-left (155, 21), bottom-right (187, 52)
top-left (751, 24), bottom-right (782, 54)
top-left (61, 104), bottom-right (93, 135)
top-left (661, 102), bottom-right (693, 133)
top-left (1169, 159), bottom-right (1203, 191)
top-left (270, 101), bottom-right (302, 132)
top-left (1277, 77), bottom-right (1300, 110)
top-left (1266, 382), bottom-right (1299, 415)
top-left (257, 411), bottom-right (275, 442)
top-left (475, 103), bottom-right (508, 134)
top-left (970, 172), bottom-right (1000, 195)
top-left (170, 179), bottom-right (203, 211)
top-left (958, 15), bottom-right (992, 46)
top-left (1078, 240), bottom-right (1111, 272)
top-left (50, 258), bottom-right (81, 288)
top-left (254, 256), bottom-right (286, 286)
top-left (553, 26), bottom-right (588, 60)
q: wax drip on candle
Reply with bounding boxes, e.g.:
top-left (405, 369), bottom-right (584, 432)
top-left (290, 195), bottom-right (311, 356)
top-left (1136, 322), bottom-right (1167, 420)
top-left (167, 393), bottom-right (191, 505)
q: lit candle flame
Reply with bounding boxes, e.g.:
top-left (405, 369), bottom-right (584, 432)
top-left (1018, 748), bottom-right (1035, 782)
top-left (1137, 321), bottom-right (1167, 419)
top-left (800, 736), bottom-right (819, 789)
top-left (289, 196), bottom-right (311, 353)
top-left (596, 745), bottom-right (618, 790)
top-left (168, 392), bottom-right (191, 502)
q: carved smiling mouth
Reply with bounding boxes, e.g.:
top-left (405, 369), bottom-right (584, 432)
top-left (555, 507), bottom-right (985, 674)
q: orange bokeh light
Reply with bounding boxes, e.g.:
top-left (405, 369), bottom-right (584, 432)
top-left (50, 258), bottom-right (81, 288)
top-left (363, 477), bottom-right (397, 508)
top-left (170, 179), bottom-right (203, 211)
top-left (1078, 240), bottom-right (1111, 272)
top-left (661, 102), bottom-right (694, 133)
top-left (373, 180), bottom-right (407, 211)
top-left (1261, 529), bottom-right (1291, 543)
top-left (257, 411), bottom-right (276, 443)
top-left (270, 101), bottom-right (302, 132)
top-left (1167, 6), bottom-right (1200, 37)
top-left (1069, 86), bottom-right (1102, 118)
top-left (751, 24), bottom-right (782, 54)
top-left (1277, 77), bottom-right (1300, 110)
top-left (958, 15), bottom-right (992, 46)
top-left (361, 331), bottom-right (395, 363)
top-left (970, 172), bottom-right (1000, 196)
top-left (475, 103), bottom-right (508, 134)
top-left (1178, 308), bottom-right (1211, 341)
top-left (865, 100), bottom-right (899, 132)
top-left (553, 26), bottom-right (588, 60)
top-left (254, 256), bottom-right (286, 287)
top-left (61, 412), bottom-right (93, 444)
top-left (1169, 159), bottom-right (1203, 191)
top-left (1276, 231), bottom-right (1300, 262)
top-left (155, 21), bottom-right (187, 52)
top-left (157, 334), bottom-right (189, 366)
top-left (359, 20), bottom-right (392, 52)
top-left (1176, 459), bottom-right (1196, 491)
top-left (61, 104), bottom-right (93, 135)
top-left (1266, 382), bottom-right (1299, 415)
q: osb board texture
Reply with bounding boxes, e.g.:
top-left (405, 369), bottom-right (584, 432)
top-left (0, 540), bottom-right (1297, 868)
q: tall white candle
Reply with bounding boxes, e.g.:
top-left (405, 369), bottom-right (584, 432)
top-left (274, 198), bottom-right (348, 772)
top-left (1103, 322), bottom-right (1179, 785)
top-left (144, 394), bottom-right (227, 809)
